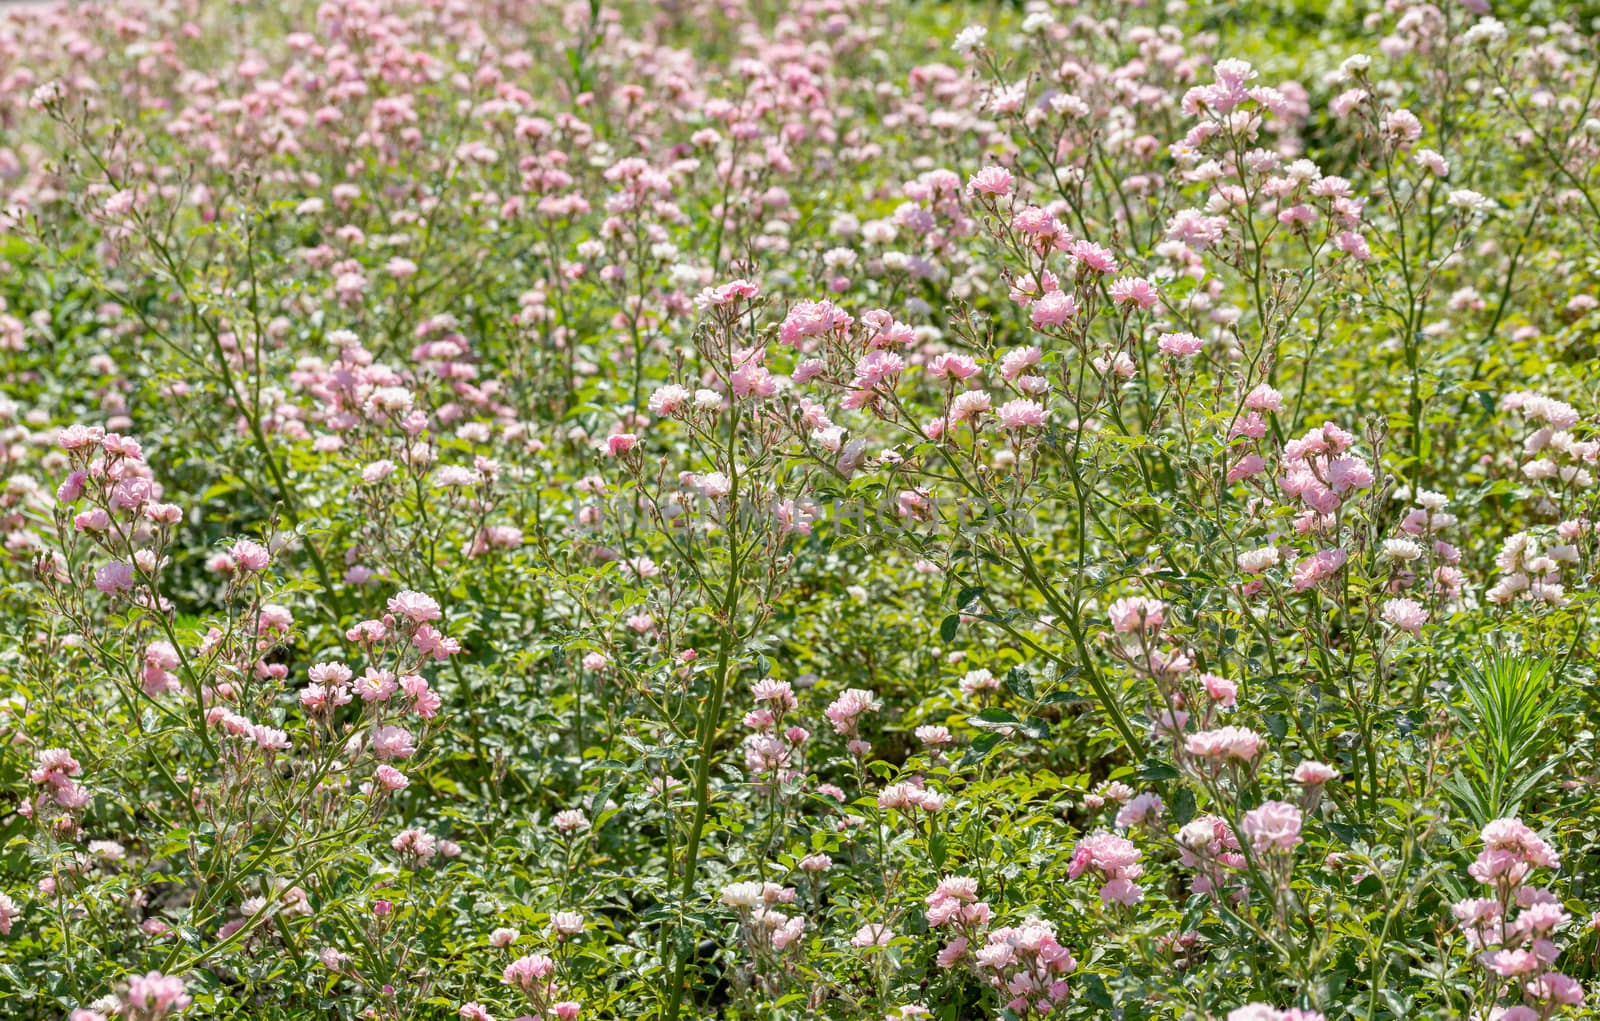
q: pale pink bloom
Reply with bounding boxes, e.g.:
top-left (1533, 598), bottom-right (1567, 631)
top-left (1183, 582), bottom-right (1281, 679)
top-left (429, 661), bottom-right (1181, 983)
top-left (1380, 598), bottom-right (1427, 634)
top-left (793, 359), bottom-right (826, 384)
top-left (731, 362), bottom-right (778, 399)
top-left (109, 477), bottom-right (154, 510)
top-left (550, 911), bottom-right (585, 936)
top-left (1184, 726), bottom-right (1263, 762)
top-left (553, 810), bottom-right (589, 833)
top-left (1030, 291), bottom-right (1077, 327)
top-left (1201, 673), bottom-right (1238, 706)
top-left (949, 390), bottom-right (992, 422)
top-left (122, 972), bottom-right (190, 1018)
top-left (1228, 454), bottom-right (1266, 483)
top-left (362, 460), bottom-right (398, 484)
top-left (693, 390), bottom-right (726, 412)
top-left (258, 604), bottom-right (294, 634)
top-left (142, 641), bottom-right (181, 696)
top-left (1485, 949), bottom-right (1542, 978)
top-left (999, 346), bottom-right (1043, 380)
top-left (1242, 800), bottom-right (1303, 852)
top-left (1107, 596), bottom-right (1164, 634)
top-left (648, 384), bottom-right (692, 415)
top-left (1480, 817), bottom-right (1560, 870)
top-left (1109, 277), bottom-right (1159, 309)
top-left (1292, 548), bottom-right (1347, 591)
top-left (851, 923), bottom-right (895, 947)
top-left (1228, 1007), bottom-right (1325, 1021)
top-left (57, 471), bottom-right (87, 504)
top-left (1382, 108), bottom-right (1423, 146)
top-left (1115, 792), bottom-right (1164, 828)
top-left (798, 853), bottom-right (831, 873)
top-left (354, 668), bottom-right (398, 702)
top-left (936, 936), bottom-right (970, 968)
top-left (1336, 231), bottom-right (1372, 260)
top-left (1293, 761), bottom-right (1338, 785)
top-left (32, 748), bottom-right (82, 783)
top-left (1526, 972), bottom-right (1584, 1006)
top-left (489, 927), bottom-right (519, 948)
top-left (58, 424), bottom-right (106, 450)
top-left (387, 590), bottom-right (441, 624)
top-left (1010, 206), bottom-right (1060, 238)
top-left (252, 726), bottom-right (290, 752)
top-left (101, 434), bottom-right (144, 460)
top-left (966, 166), bottom-right (1013, 197)
top-left (825, 689), bottom-right (881, 736)
top-left (1166, 209), bottom-right (1229, 248)
top-left (413, 624), bottom-right (460, 660)
top-left (694, 278), bottom-right (760, 309)
top-left (1244, 384), bottom-right (1283, 411)
top-left (1069, 239), bottom-right (1119, 274)
top-left (915, 725), bottom-right (953, 747)
top-left (928, 353), bottom-right (979, 380)
top-left (94, 562), bottom-right (137, 595)
top-left (502, 953), bottom-right (556, 994)
top-left (1070, 831), bottom-right (1144, 905)
top-left (752, 679), bottom-right (798, 713)
top-left (954, 669), bottom-right (996, 697)
top-left (392, 828), bottom-right (439, 862)
top-left (779, 300), bottom-right (852, 348)
top-left (853, 350), bottom-right (904, 388)
top-left (1157, 331), bottom-right (1205, 357)
top-left (371, 725), bottom-right (417, 761)
top-left (998, 399), bottom-right (1048, 430)
top-left (1094, 351), bottom-right (1138, 379)
top-left (374, 765), bottom-right (409, 791)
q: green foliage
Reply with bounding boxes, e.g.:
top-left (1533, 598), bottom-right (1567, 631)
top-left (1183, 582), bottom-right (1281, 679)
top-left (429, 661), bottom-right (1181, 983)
top-left (1443, 651), bottom-right (1563, 826)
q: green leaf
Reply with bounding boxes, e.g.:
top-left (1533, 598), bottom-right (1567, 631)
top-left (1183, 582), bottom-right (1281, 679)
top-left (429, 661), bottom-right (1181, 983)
top-left (938, 613), bottom-right (960, 643)
top-left (1173, 787), bottom-right (1197, 825)
top-left (969, 708), bottom-right (1020, 730)
top-left (1003, 667), bottom-right (1034, 699)
top-left (957, 732), bottom-right (1003, 768)
top-left (1136, 760), bottom-right (1180, 782)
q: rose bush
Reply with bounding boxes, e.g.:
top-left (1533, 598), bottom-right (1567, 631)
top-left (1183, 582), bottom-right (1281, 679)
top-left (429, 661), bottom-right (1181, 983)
top-left (0, 0), bottom-right (1599, 1019)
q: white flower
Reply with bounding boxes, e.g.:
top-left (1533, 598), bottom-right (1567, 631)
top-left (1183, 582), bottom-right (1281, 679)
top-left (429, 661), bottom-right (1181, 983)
top-left (1339, 54), bottom-right (1372, 76)
top-left (1237, 546), bottom-right (1280, 573)
top-left (693, 389), bottom-right (727, 412)
top-left (719, 882), bottom-right (764, 909)
top-left (1050, 94), bottom-right (1091, 119)
top-left (1382, 539), bottom-right (1424, 562)
top-left (1446, 189), bottom-right (1491, 213)
top-left (1177, 819), bottom-right (1217, 851)
top-left (953, 25), bottom-right (987, 55)
top-left (1462, 18), bottom-right (1507, 47)
top-left (1021, 12), bottom-right (1055, 33)
top-left (695, 472), bottom-right (732, 499)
